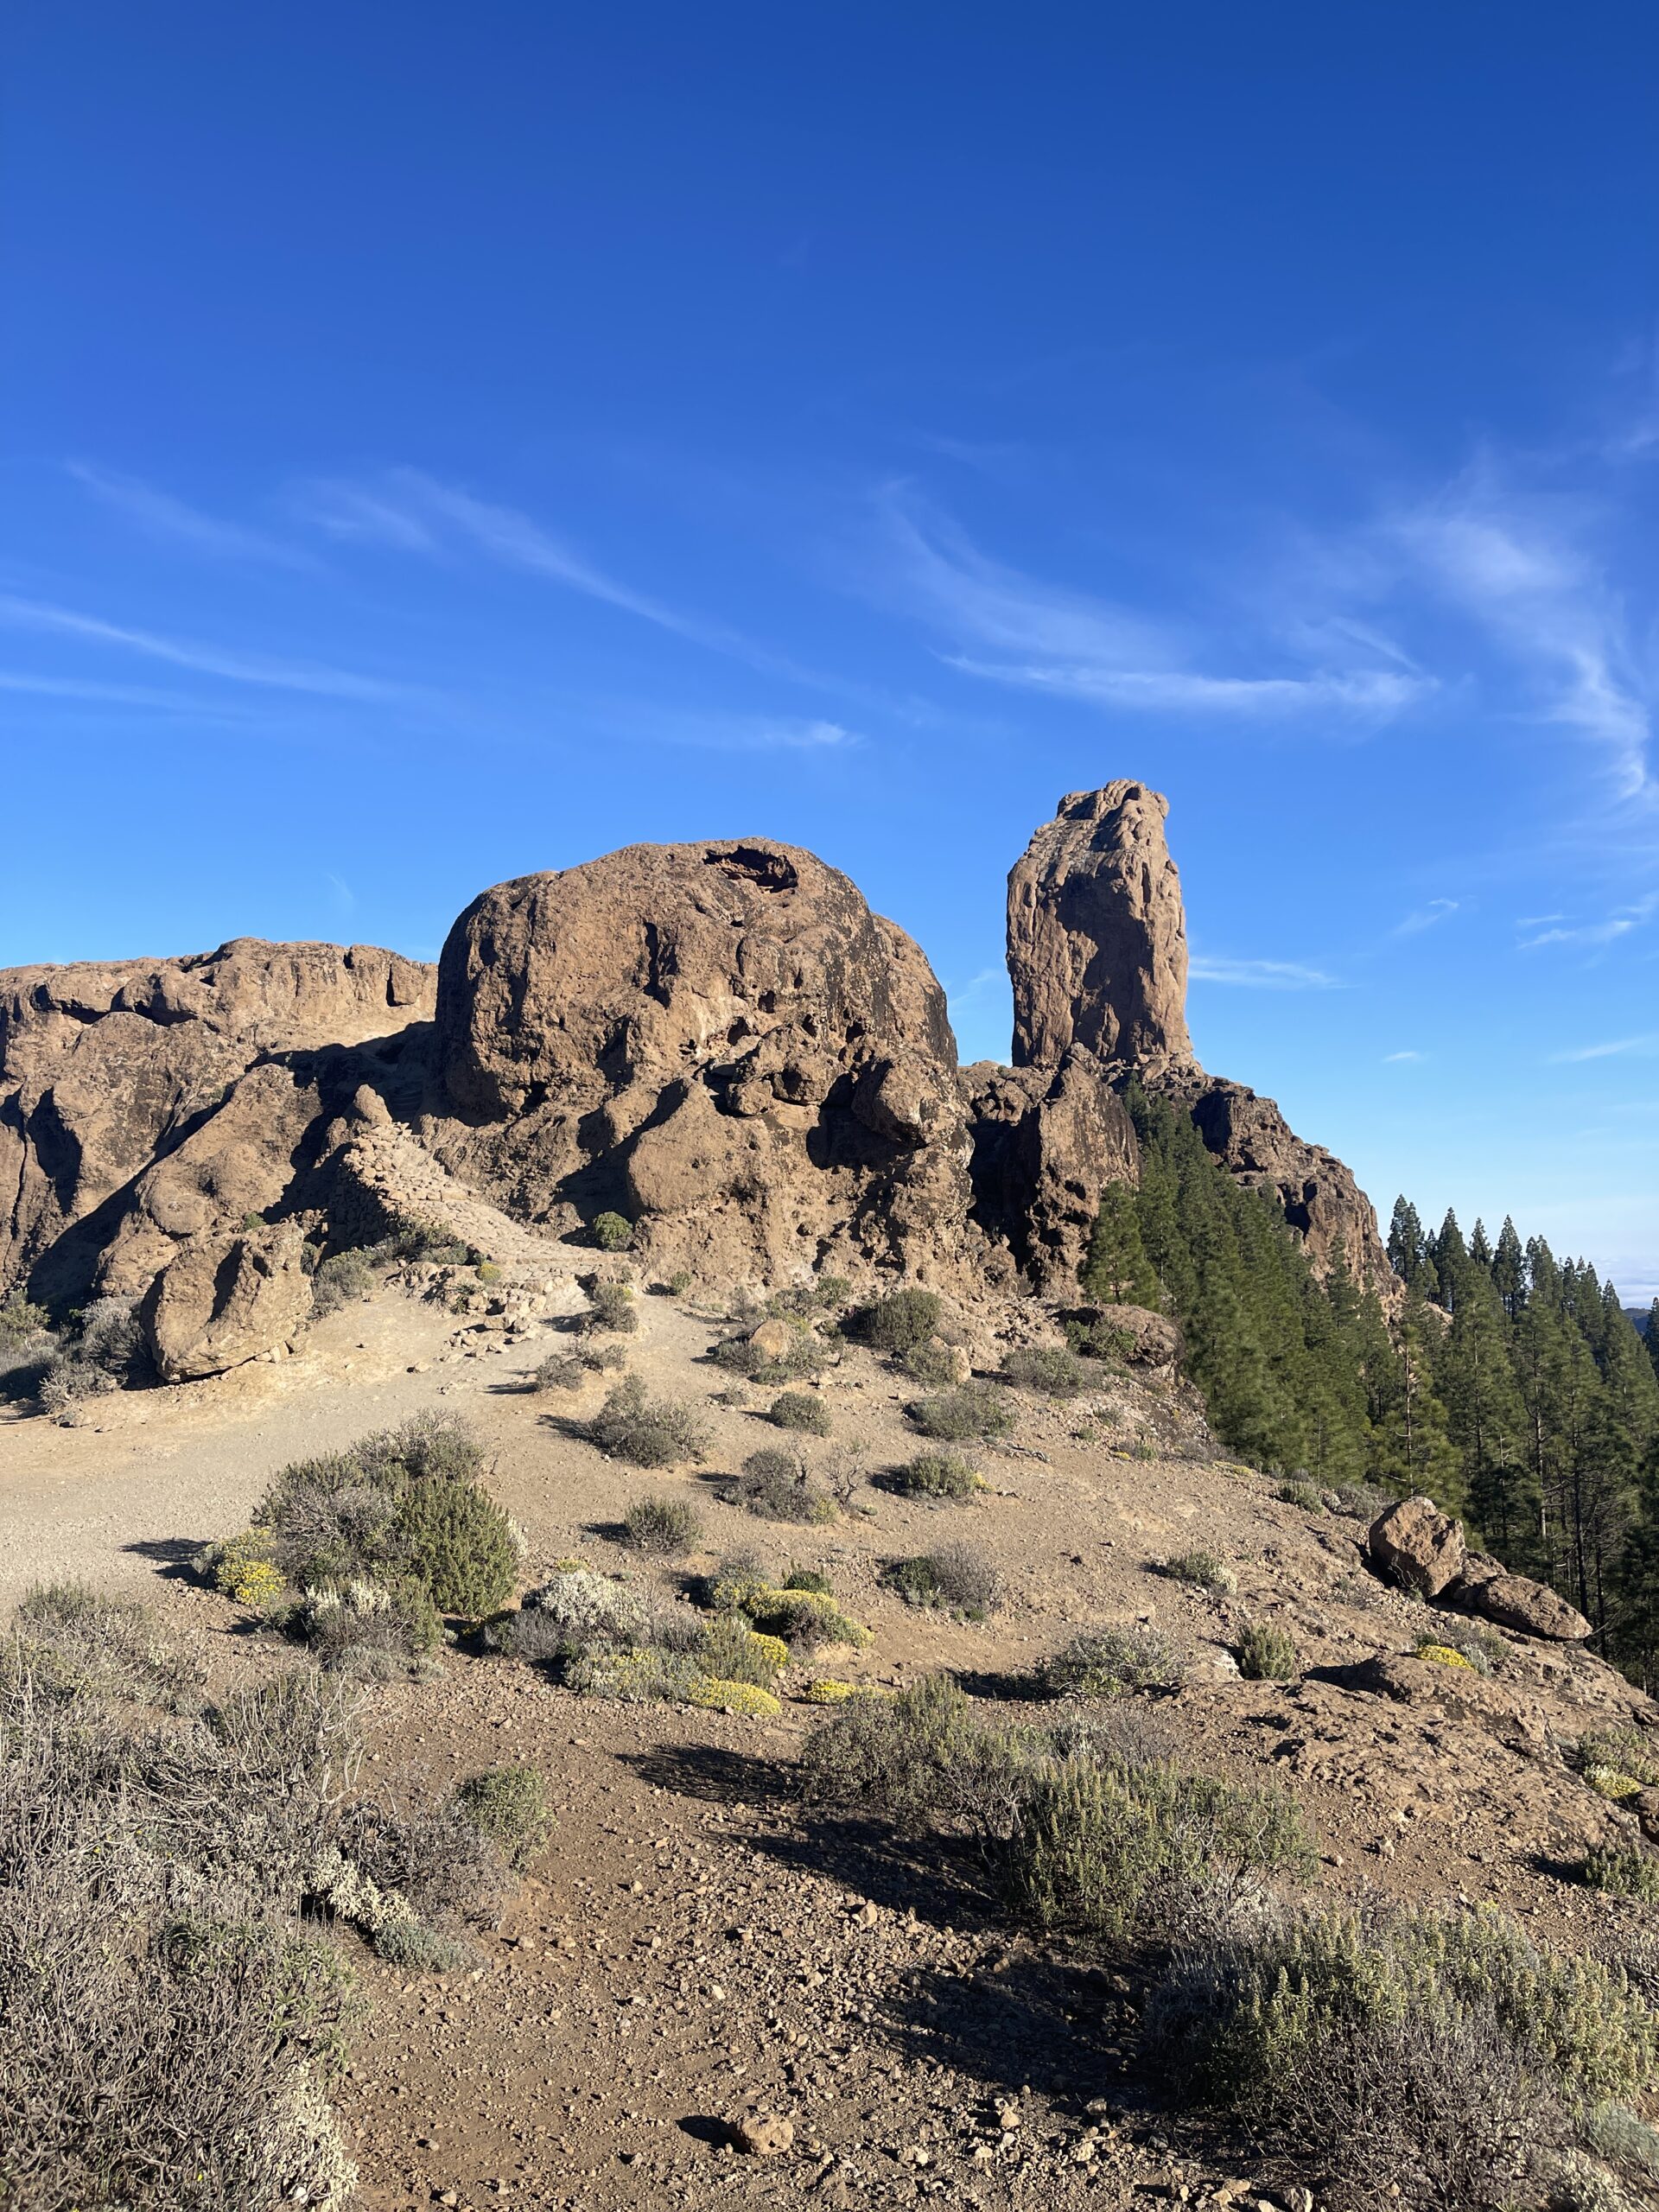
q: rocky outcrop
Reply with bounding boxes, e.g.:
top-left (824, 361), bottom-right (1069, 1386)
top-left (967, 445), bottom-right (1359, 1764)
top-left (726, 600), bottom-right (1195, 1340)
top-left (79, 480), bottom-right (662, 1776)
top-left (1369, 1496), bottom-right (1466, 1597)
top-left (1450, 1552), bottom-right (1593, 1643)
top-left (427, 840), bottom-right (976, 1286)
top-left (1007, 783), bottom-right (1192, 1075)
top-left (962, 1050), bottom-right (1137, 1287)
top-left (1005, 784), bottom-right (1394, 1297)
top-left (143, 1221), bottom-right (315, 1382)
top-left (1, 938), bottom-right (435, 1351)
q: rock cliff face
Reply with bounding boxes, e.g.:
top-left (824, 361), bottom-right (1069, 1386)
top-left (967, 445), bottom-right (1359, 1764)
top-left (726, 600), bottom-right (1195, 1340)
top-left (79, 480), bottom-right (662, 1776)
top-left (0, 787), bottom-right (1395, 1377)
top-left (0, 939), bottom-right (435, 1357)
top-left (1004, 784), bottom-right (1395, 1299)
top-left (427, 840), bottom-right (976, 1285)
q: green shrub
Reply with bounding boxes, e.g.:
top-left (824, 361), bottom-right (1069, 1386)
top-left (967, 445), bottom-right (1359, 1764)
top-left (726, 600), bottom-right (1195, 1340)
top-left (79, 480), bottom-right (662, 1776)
top-left (1276, 1479), bottom-right (1324, 1512)
top-left (585, 1280), bottom-right (638, 1334)
top-left (783, 1564), bottom-right (833, 1595)
top-left (592, 1211), bottom-right (633, 1252)
top-left (370, 1917), bottom-right (475, 1973)
top-left (709, 1327), bottom-right (825, 1384)
top-left (1063, 1314), bottom-right (1136, 1363)
top-left (885, 1451), bottom-right (985, 1501)
top-left (699, 1614), bottom-right (789, 1684)
top-left (1039, 1625), bottom-right (1185, 1700)
top-left (0, 1288), bottom-right (50, 1345)
top-left (1235, 1620), bottom-right (1299, 1681)
top-left (533, 1351), bottom-right (586, 1391)
top-left (800, 1673), bottom-right (1028, 1833)
top-left (311, 1249), bottom-right (378, 1315)
top-left (290, 1576), bottom-right (444, 1673)
top-left (859, 1287), bottom-right (943, 1355)
top-left (899, 1338), bottom-right (961, 1387)
top-left (196, 1527), bottom-right (286, 1607)
top-left (621, 1492), bottom-right (702, 1555)
top-left (769, 1389), bottom-right (832, 1434)
top-left (454, 1765), bottom-right (554, 1871)
top-left (392, 1478), bottom-right (519, 1616)
top-left (1000, 1345), bottom-right (1090, 1398)
top-left (882, 1541), bottom-right (1001, 1619)
top-left (666, 1270), bottom-right (693, 1296)
top-left (497, 1568), bottom-right (647, 1663)
top-left (906, 1383), bottom-right (1014, 1443)
top-left (733, 1447), bottom-right (837, 1524)
top-left (1583, 1845), bottom-right (1659, 1903)
top-left (1584, 2104), bottom-right (1659, 2187)
top-left (590, 1375), bottom-right (708, 1467)
top-left (1578, 1727), bottom-right (1659, 1791)
top-left (1003, 1754), bottom-right (1313, 1946)
top-left (723, 1580), bottom-right (870, 1652)
top-left (1161, 1549), bottom-right (1236, 1594)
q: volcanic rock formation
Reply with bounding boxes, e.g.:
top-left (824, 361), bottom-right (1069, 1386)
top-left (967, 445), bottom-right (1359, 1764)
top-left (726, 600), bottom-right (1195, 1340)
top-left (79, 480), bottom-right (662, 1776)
top-left (426, 839), bottom-right (976, 1285)
top-left (0, 784), bottom-right (1394, 1378)
top-left (1003, 781), bottom-right (1395, 1298)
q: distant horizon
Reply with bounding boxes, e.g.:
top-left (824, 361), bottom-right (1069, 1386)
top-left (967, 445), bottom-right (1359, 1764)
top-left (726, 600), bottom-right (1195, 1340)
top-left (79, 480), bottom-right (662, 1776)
top-left (4, 3), bottom-right (1656, 1299)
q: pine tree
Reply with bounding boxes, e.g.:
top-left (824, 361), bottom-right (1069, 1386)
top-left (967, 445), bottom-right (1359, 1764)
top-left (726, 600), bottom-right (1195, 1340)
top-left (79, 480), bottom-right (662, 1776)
top-left (1376, 1284), bottom-right (1463, 1510)
top-left (1081, 1181), bottom-right (1158, 1307)
top-left (1469, 1217), bottom-right (1493, 1272)
top-left (1647, 1300), bottom-right (1659, 1389)
top-left (1493, 1217), bottom-right (1526, 1319)
top-left (1437, 1262), bottom-right (1530, 1558)
top-left (1430, 1209), bottom-right (1468, 1312)
top-left (1388, 1197), bottom-right (1428, 1290)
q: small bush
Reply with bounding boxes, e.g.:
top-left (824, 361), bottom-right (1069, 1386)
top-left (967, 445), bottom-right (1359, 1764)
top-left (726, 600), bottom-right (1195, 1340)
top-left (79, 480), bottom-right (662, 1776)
top-left (566, 1648), bottom-right (697, 1702)
top-left (1584, 2105), bottom-right (1659, 2187)
top-left (1003, 1753), bottom-right (1313, 1945)
top-left (13, 1580), bottom-right (200, 1705)
top-left (197, 1526), bottom-right (286, 1606)
top-left (733, 1446), bottom-right (837, 1524)
top-left (1276, 1479), bottom-right (1324, 1512)
top-left (699, 1614), bottom-right (789, 1684)
top-left (1331, 1480), bottom-right (1394, 1520)
top-left (392, 1477), bottom-right (520, 1616)
top-left (1235, 1620), bottom-right (1299, 1681)
top-left (585, 1280), bottom-right (639, 1334)
top-left (724, 1582), bottom-right (871, 1652)
top-left (709, 1328), bottom-right (825, 1384)
top-left (622, 1492), bottom-right (702, 1555)
top-left (882, 1542), bottom-right (1002, 1619)
top-left (370, 1917), bottom-right (476, 1973)
top-left (311, 1249), bottom-right (376, 1316)
top-left (1039, 1625), bottom-right (1185, 1700)
top-left (885, 1451), bottom-right (985, 1501)
top-left (533, 1351), bottom-right (586, 1392)
top-left (686, 1677), bottom-right (782, 1717)
top-left (1579, 1728), bottom-right (1659, 1792)
top-left (783, 1564), bottom-right (833, 1595)
top-left (592, 1211), bottom-right (633, 1251)
top-left (1161, 1549), bottom-right (1236, 1594)
top-left (1416, 1617), bottom-right (1503, 1674)
top-left (590, 1375), bottom-right (708, 1467)
top-left (1417, 1640), bottom-right (1476, 1671)
top-left (801, 1673), bottom-right (1026, 1831)
top-left (1000, 1344), bottom-right (1090, 1398)
top-left (289, 1576), bottom-right (444, 1671)
top-left (906, 1383), bottom-right (1014, 1443)
top-left (665, 1269), bottom-right (693, 1296)
top-left (0, 1288), bottom-right (51, 1345)
top-left (498, 1569), bottom-right (648, 1662)
top-left (799, 1678), bottom-right (884, 1704)
top-left (1583, 1845), bottom-right (1659, 1903)
top-left (768, 1389), bottom-right (832, 1435)
top-left (454, 1765), bottom-right (554, 1871)
top-left (899, 1338), bottom-right (961, 1387)
top-left (860, 1287), bottom-right (943, 1355)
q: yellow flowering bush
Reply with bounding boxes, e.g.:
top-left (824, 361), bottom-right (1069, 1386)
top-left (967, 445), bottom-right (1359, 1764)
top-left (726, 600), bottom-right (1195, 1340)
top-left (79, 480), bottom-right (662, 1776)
top-left (1417, 1642), bottom-right (1475, 1670)
top-left (685, 1676), bottom-right (782, 1718)
top-left (197, 1528), bottom-right (284, 1607)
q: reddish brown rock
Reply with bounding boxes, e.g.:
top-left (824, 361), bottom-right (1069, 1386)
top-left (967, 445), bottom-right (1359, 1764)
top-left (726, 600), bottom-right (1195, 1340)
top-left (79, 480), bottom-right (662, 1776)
top-left (429, 839), bottom-right (976, 1286)
top-left (963, 1049), bottom-right (1138, 1287)
top-left (1455, 1569), bottom-right (1592, 1643)
top-left (1369, 1496), bottom-right (1466, 1597)
top-left (1007, 782), bottom-right (1192, 1075)
top-left (143, 1222), bottom-right (315, 1382)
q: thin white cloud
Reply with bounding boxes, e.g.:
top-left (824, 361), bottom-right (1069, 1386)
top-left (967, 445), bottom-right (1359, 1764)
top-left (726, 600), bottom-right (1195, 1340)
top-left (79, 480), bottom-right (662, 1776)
top-left (597, 707), bottom-right (862, 753)
top-left (1188, 955), bottom-right (1339, 989)
top-left (296, 469), bottom-right (822, 684)
top-left (1520, 892), bottom-right (1657, 950)
top-left (1550, 1033), bottom-right (1659, 1064)
top-left (0, 594), bottom-right (408, 702)
top-left (1383, 1049), bottom-right (1426, 1062)
top-left (1391, 474), bottom-right (1652, 798)
top-left (67, 463), bottom-right (312, 567)
top-left (877, 494), bottom-right (1431, 723)
top-left (1392, 898), bottom-right (1460, 938)
top-left (0, 668), bottom-right (255, 713)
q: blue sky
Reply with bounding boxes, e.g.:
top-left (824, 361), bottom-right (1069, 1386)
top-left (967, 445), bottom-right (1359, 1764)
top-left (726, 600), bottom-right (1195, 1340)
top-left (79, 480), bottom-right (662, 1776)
top-left (3, 4), bottom-right (1657, 1297)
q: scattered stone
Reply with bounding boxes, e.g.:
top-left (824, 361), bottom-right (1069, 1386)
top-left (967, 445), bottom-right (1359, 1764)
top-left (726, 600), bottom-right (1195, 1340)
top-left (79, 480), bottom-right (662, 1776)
top-left (731, 2111), bottom-right (795, 2158)
top-left (1368, 1496), bottom-right (1465, 1597)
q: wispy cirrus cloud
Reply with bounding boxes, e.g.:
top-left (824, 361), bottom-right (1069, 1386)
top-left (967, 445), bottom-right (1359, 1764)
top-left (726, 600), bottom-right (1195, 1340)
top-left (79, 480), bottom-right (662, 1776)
top-left (1383, 1049), bottom-right (1426, 1062)
top-left (67, 463), bottom-right (314, 568)
top-left (1550, 1033), bottom-right (1659, 1064)
top-left (1187, 954), bottom-right (1339, 989)
top-left (1392, 898), bottom-right (1460, 937)
top-left (874, 493), bottom-right (1433, 723)
top-left (1389, 470), bottom-right (1652, 798)
top-left (0, 594), bottom-right (409, 702)
top-left (295, 468), bottom-right (825, 685)
top-left (1520, 893), bottom-right (1658, 950)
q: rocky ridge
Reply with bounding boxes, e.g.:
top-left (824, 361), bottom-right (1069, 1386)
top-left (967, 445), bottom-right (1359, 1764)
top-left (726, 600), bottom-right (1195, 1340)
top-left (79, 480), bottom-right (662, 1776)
top-left (1, 788), bottom-right (1389, 1379)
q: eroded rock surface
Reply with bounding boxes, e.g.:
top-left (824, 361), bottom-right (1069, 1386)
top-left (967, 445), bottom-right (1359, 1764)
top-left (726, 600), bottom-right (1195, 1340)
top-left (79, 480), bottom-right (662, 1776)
top-left (1369, 1496), bottom-right (1466, 1597)
top-left (428, 840), bottom-right (976, 1285)
top-left (143, 1220), bottom-right (315, 1382)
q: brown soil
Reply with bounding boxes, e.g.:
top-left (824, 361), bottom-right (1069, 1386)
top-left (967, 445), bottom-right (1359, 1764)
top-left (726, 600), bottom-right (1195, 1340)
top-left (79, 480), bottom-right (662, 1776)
top-left (4, 1265), bottom-right (1654, 2209)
